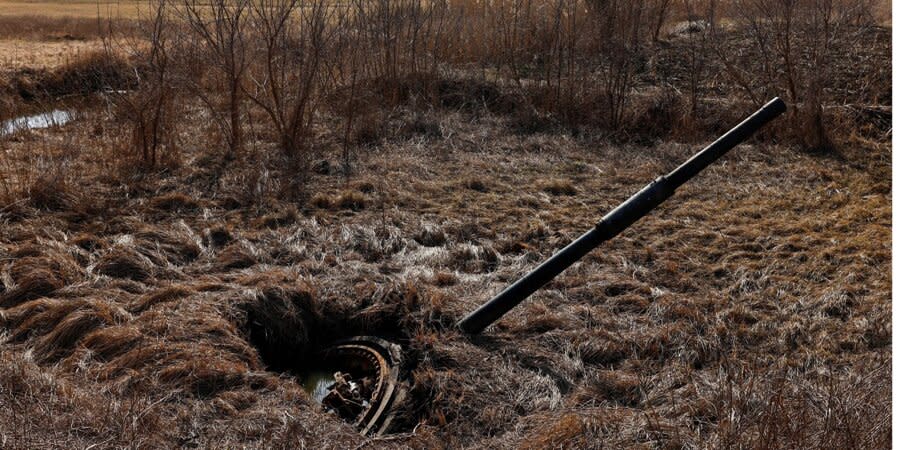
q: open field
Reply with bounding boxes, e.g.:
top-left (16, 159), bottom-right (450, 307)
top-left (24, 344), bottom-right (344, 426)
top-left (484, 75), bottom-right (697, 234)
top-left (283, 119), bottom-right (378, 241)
top-left (0, 0), bottom-right (891, 448)
top-left (0, 1), bottom-right (141, 18)
top-left (0, 104), bottom-right (890, 448)
top-left (0, 3), bottom-right (141, 70)
top-left (0, 40), bottom-right (104, 71)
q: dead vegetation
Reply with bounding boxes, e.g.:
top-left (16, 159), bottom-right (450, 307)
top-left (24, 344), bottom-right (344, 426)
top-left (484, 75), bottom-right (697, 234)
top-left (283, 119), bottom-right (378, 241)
top-left (0, 0), bottom-right (890, 448)
top-left (0, 106), bottom-right (890, 446)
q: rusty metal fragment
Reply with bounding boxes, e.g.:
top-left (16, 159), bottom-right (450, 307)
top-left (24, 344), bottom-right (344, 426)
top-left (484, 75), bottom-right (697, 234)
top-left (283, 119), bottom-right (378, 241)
top-left (313, 336), bottom-right (406, 436)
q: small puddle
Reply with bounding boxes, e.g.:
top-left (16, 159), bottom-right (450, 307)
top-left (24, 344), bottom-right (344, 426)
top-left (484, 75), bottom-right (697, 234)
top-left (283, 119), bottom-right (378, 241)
top-left (1, 110), bottom-right (72, 136)
top-left (301, 369), bottom-right (336, 404)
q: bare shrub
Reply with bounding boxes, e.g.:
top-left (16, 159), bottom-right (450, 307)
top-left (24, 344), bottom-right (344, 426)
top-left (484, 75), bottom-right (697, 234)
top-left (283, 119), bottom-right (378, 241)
top-left (105, 1), bottom-right (181, 169)
top-left (180, 0), bottom-right (252, 159)
top-left (244, 0), bottom-right (339, 192)
top-left (477, 0), bottom-right (652, 132)
top-left (842, 0), bottom-right (887, 25)
top-left (724, 0), bottom-right (869, 150)
top-left (593, 2), bottom-right (651, 130)
top-left (681, 0), bottom-right (718, 117)
top-left (349, 0), bottom-right (457, 88)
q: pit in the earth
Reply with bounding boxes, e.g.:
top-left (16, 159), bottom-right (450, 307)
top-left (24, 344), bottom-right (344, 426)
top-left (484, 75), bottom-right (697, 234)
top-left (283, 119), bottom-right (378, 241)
top-left (241, 287), bottom-right (410, 436)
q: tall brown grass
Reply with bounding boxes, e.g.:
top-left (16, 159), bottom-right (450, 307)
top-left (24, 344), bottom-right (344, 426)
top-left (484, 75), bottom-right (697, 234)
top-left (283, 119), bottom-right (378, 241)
top-left (0, 0), bottom-right (888, 200)
top-left (0, 2), bottom-right (888, 448)
top-left (0, 15), bottom-right (139, 41)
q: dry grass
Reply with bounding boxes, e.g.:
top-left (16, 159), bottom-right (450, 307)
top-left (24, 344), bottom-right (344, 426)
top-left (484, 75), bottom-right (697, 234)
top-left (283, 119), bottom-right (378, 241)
top-left (0, 2), bottom-right (142, 20)
top-left (0, 1), bottom-right (890, 448)
top-left (540, 178), bottom-right (578, 196)
top-left (0, 39), bottom-right (106, 71)
top-left (0, 105), bottom-right (889, 447)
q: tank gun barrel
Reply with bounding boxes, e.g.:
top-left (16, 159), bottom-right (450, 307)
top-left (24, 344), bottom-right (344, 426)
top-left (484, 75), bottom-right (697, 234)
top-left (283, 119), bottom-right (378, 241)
top-left (457, 98), bottom-right (787, 335)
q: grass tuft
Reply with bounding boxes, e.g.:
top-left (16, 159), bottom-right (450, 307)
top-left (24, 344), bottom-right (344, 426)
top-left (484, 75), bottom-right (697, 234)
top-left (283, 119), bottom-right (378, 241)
top-left (94, 247), bottom-right (155, 281)
top-left (335, 191), bottom-right (366, 211)
top-left (540, 178), bottom-right (577, 196)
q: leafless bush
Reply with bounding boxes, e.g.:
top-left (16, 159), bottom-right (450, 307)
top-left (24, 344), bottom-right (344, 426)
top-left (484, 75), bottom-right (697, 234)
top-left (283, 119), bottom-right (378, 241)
top-left (453, 0), bottom-right (652, 132)
top-left (1, 0), bottom-right (881, 205)
top-left (723, 0), bottom-right (871, 150)
top-left (349, 0), bottom-right (457, 85)
top-left (244, 0), bottom-right (339, 192)
top-left (321, 0), bottom-right (466, 173)
top-left (682, 0), bottom-right (718, 117)
top-left (105, 1), bottom-right (180, 169)
top-left (842, 0), bottom-right (886, 25)
top-left (593, 2), bottom-right (650, 130)
top-left (180, 0), bottom-right (251, 159)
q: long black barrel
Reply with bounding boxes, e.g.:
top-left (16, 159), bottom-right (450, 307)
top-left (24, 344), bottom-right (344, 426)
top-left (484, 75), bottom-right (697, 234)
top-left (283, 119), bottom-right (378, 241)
top-left (458, 97), bottom-right (787, 334)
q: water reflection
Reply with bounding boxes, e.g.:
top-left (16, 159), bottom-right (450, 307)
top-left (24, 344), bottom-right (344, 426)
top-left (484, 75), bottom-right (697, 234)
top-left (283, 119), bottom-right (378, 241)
top-left (1, 110), bottom-right (72, 136)
top-left (301, 369), bottom-right (335, 404)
